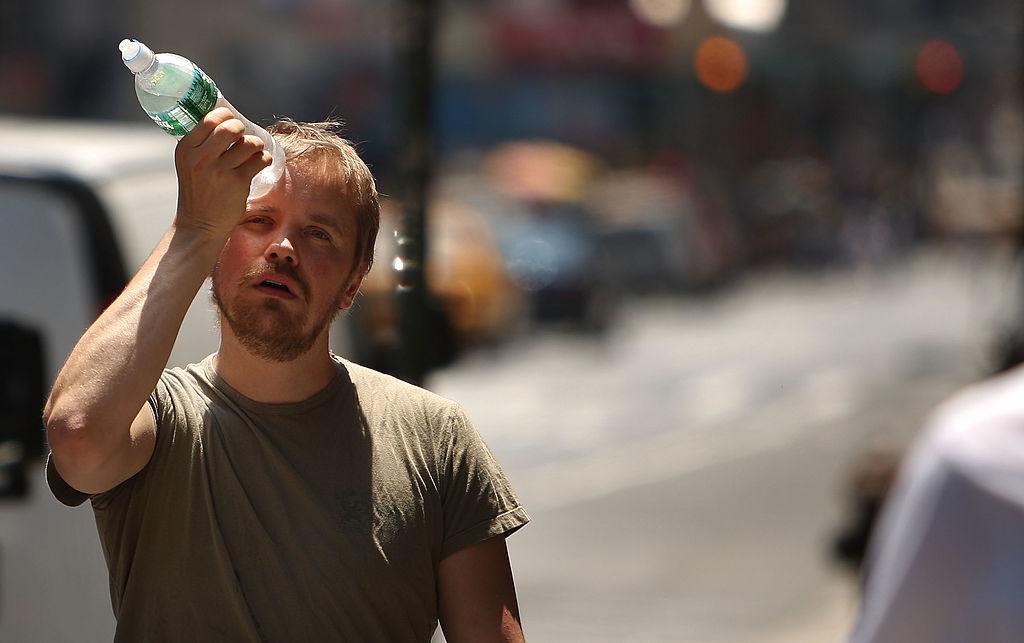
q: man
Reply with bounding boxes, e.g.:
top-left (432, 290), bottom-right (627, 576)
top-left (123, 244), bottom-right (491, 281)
top-left (44, 108), bottom-right (529, 642)
top-left (848, 368), bottom-right (1024, 642)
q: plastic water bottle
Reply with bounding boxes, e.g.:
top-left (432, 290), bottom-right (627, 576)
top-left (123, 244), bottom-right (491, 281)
top-left (118, 38), bottom-right (285, 199)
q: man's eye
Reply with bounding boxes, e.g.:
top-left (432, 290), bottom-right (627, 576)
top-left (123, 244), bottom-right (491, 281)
top-left (308, 228), bottom-right (331, 241)
top-left (245, 215), bottom-right (271, 225)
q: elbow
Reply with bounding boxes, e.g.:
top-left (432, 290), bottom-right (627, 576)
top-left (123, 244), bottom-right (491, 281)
top-left (44, 405), bottom-right (108, 476)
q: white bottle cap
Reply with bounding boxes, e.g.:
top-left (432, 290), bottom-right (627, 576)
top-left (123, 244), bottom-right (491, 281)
top-left (119, 39), bottom-right (155, 73)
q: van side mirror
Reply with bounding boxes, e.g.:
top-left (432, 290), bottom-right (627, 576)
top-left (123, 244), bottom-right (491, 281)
top-left (0, 320), bottom-right (46, 499)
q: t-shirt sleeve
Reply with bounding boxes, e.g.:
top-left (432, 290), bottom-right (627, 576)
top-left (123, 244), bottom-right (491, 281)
top-left (438, 404), bottom-right (529, 559)
top-left (45, 450), bottom-right (91, 507)
top-left (45, 379), bottom-right (172, 509)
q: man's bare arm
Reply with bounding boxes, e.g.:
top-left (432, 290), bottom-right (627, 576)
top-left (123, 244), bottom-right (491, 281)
top-left (438, 536), bottom-right (526, 643)
top-left (44, 108), bottom-right (270, 494)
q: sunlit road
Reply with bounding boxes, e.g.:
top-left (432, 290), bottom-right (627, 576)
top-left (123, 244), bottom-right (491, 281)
top-left (429, 246), bottom-right (1009, 642)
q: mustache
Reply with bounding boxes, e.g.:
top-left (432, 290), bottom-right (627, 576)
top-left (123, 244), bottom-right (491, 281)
top-left (239, 260), bottom-right (308, 298)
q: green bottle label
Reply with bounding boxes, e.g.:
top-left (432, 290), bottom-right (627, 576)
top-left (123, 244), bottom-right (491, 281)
top-left (148, 66), bottom-right (218, 138)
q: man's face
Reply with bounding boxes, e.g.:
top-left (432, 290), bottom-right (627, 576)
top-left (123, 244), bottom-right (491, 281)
top-left (211, 166), bottom-right (365, 362)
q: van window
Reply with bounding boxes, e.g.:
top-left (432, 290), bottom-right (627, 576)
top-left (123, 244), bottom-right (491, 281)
top-left (0, 181), bottom-right (100, 372)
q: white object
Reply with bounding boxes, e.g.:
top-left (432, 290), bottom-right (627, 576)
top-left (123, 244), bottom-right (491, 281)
top-left (118, 38), bottom-right (285, 199)
top-left (850, 368), bottom-right (1024, 642)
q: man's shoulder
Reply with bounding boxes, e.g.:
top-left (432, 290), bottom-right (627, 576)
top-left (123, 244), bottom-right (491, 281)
top-left (161, 354), bottom-right (215, 387)
top-left (150, 355), bottom-right (221, 413)
top-left (335, 356), bottom-right (461, 419)
top-left (336, 356), bottom-right (439, 397)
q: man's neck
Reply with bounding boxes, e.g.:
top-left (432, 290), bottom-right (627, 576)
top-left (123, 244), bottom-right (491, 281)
top-left (213, 333), bottom-right (338, 404)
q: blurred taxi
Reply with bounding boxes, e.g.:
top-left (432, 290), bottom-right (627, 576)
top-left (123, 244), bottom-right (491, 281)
top-left (352, 195), bottom-right (525, 369)
top-left (351, 139), bottom-right (622, 366)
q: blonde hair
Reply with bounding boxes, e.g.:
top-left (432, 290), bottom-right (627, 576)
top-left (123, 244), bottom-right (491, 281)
top-left (268, 118), bottom-right (380, 274)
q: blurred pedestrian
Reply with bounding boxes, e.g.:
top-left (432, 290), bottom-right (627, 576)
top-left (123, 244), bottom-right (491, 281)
top-left (848, 367), bottom-right (1024, 642)
top-left (43, 108), bottom-right (529, 642)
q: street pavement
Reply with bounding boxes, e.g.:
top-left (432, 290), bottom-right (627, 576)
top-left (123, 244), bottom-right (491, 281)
top-left (428, 245), bottom-right (1011, 642)
top-left (3, 245), bottom-right (1010, 642)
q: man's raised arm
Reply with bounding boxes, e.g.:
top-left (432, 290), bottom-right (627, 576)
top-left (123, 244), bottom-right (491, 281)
top-left (43, 108), bottom-right (270, 495)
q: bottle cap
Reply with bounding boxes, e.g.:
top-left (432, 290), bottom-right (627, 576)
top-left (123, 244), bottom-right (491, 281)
top-left (119, 38), bottom-right (155, 73)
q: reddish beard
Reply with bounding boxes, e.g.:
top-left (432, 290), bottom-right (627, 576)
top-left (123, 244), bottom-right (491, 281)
top-left (211, 260), bottom-right (341, 362)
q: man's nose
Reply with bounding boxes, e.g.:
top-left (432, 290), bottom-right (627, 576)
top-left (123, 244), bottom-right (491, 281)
top-left (265, 236), bottom-right (298, 266)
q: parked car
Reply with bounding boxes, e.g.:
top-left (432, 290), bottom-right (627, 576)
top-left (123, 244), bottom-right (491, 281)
top-left (585, 170), bottom-right (743, 293)
top-left (484, 140), bottom-right (616, 330)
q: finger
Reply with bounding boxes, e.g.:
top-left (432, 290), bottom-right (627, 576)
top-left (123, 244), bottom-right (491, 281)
top-left (200, 118), bottom-right (247, 159)
top-left (179, 107), bottom-right (235, 149)
top-left (221, 135), bottom-right (265, 169)
top-left (236, 150), bottom-right (274, 181)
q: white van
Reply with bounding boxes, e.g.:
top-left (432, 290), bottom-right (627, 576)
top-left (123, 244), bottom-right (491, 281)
top-left (0, 117), bottom-right (354, 641)
top-left (0, 117), bottom-right (209, 641)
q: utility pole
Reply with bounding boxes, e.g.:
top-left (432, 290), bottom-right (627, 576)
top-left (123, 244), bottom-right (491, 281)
top-left (393, 0), bottom-right (436, 385)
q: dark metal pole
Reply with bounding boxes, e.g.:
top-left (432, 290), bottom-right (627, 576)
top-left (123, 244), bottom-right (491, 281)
top-left (393, 0), bottom-right (436, 385)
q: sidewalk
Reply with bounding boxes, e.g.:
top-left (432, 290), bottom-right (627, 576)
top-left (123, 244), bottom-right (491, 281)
top-left (755, 574), bottom-right (858, 643)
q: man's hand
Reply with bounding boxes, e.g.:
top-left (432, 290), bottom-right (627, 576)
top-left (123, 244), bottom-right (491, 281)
top-left (174, 107), bottom-right (272, 240)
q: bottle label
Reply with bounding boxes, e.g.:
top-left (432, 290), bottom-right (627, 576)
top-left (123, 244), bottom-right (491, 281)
top-left (148, 65), bottom-right (218, 138)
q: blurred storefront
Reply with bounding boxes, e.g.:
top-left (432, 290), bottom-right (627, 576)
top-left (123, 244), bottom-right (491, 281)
top-left (2, 0), bottom-right (1021, 322)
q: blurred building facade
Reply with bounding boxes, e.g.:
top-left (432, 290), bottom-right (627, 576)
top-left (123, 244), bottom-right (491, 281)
top-left (2, 0), bottom-right (1021, 273)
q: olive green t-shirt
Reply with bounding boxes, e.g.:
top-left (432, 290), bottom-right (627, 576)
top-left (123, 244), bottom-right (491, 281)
top-left (47, 355), bottom-right (529, 642)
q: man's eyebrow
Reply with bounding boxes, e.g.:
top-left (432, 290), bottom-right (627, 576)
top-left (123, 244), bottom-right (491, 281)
top-left (309, 212), bottom-right (344, 233)
top-left (244, 207), bottom-right (343, 233)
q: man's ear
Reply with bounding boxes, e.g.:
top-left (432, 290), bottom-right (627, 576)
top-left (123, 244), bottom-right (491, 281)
top-left (338, 262), bottom-right (368, 310)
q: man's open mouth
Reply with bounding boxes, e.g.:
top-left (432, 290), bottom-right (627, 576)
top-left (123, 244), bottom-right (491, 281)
top-left (256, 278), bottom-right (296, 298)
